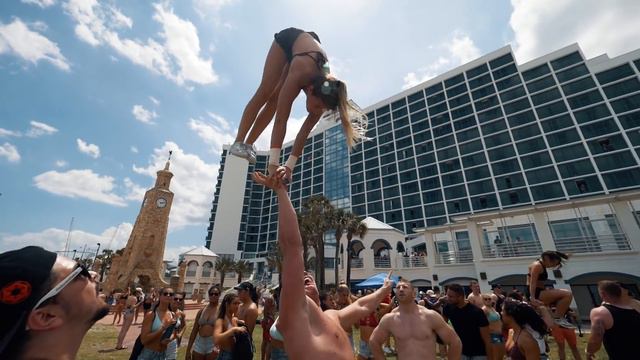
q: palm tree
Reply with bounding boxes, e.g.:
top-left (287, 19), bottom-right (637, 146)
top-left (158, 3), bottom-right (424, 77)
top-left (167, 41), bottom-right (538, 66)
top-left (215, 257), bottom-right (235, 288)
top-left (234, 260), bottom-right (252, 283)
top-left (345, 216), bottom-right (368, 287)
top-left (331, 208), bottom-right (349, 286)
top-left (298, 195), bottom-right (335, 288)
top-left (266, 242), bottom-right (283, 286)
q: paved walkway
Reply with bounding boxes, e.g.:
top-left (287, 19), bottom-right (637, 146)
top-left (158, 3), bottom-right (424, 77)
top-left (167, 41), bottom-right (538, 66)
top-left (96, 301), bottom-right (205, 350)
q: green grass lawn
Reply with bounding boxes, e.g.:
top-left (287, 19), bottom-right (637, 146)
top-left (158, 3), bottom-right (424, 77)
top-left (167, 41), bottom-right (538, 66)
top-left (79, 323), bottom-right (609, 359)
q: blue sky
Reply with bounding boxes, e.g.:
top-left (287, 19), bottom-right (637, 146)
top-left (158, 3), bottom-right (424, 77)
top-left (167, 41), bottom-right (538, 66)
top-left (1, 0), bottom-right (639, 260)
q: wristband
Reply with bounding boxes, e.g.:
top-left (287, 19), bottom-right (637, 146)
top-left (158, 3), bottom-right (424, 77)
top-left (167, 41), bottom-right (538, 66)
top-left (285, 155), bottom-right (298, 170)
top-left (268, 148), bottom-right (281, 166)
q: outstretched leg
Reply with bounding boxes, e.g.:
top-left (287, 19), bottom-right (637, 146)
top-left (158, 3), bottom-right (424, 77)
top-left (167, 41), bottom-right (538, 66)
top-left (235, 41), bottom-right (287, 144)
top-left (246, 64), bottom-right (289, 145)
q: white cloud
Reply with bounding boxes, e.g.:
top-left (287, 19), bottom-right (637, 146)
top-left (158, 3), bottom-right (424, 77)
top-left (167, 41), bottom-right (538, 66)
top-left (0, 142), bottom-right (21, 163)
top-left (253, 115), bottom-right (307, 152)
top-left (0, 128), bottom-right (21, 137)
top-left (21, 0), bottom-right (56, 8)
top-left (190, 111), bottom-right (307, 153)
top-left (149, 96), bottom-right (160, 105)
top-left (64, 0), bottom-right (217, 86)
top-left (132, 104), bottom-right (158, 124)
top-left (0, 18), bottom-right (70, 71)
top-left (55, 160), bottom-right (68, 167)
top-left (0, 222), bottom-right (133, 255)
top-left (76, 138), bottom-right (101, 158)
top-left (402, 31), bottom-right (480, 90)
top-left (188, 114), bottom-right (234, 153)
top-left (132, 141), bottom-right (218, 230)
top-left (33, 169), bottom-right (127, 206)
top-left (123, 177), bottom-right (146, 201)
top-left (130, 146), bottom-right (139, 153)
top-left (510, 0), bottom-right (640, 63)
top-left (26, 120), bottom-right (58, 137)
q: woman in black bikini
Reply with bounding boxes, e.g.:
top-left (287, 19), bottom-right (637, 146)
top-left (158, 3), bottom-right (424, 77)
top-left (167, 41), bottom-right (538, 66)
top-left (527, 250), bottom-right (574, 328)
top-left (230, 27), bottom-right (366, 180)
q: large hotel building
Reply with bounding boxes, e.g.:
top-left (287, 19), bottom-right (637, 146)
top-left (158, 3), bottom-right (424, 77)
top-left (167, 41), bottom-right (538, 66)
top-left (204, 43), bottom-right (640, 319)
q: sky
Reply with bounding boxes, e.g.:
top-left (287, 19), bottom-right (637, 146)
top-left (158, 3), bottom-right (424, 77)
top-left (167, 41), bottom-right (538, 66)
top-left (1, 0), bottom-right (639, 261)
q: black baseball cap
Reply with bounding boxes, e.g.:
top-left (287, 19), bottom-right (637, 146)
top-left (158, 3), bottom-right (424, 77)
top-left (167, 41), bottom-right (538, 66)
top-left (0, 246), bottom-right (57, 355)
top-left (234, 281), bottom-right (255, 292)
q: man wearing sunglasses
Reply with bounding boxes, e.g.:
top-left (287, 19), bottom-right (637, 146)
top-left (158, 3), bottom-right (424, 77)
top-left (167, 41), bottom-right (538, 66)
top-left (0, 246), bottom-right (110, 359)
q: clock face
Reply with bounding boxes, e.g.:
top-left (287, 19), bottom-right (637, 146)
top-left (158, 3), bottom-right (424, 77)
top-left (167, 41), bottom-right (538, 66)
top-left (156, 197), bottom-right (167, 208)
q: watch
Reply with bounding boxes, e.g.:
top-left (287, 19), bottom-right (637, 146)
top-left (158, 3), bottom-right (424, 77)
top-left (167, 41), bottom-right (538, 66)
top-left (156, 198), bottom-right (167, 208)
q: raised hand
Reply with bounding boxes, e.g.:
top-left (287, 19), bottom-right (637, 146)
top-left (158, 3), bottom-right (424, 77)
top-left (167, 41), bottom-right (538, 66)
top-left (252, 171), bottom-right (286, 190)
top-left (277, 165), bottom-right (293, 184)
top-left (381, 270), bottom-right (393, 294)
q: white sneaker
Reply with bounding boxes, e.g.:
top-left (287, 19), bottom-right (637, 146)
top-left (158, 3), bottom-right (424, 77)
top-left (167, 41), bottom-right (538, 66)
top-left (555, 317), bottom-right (575, 328)
top-left (245, 144), bottom-right (257, 164)
top-left (229, 142), bottom-right (249, 160)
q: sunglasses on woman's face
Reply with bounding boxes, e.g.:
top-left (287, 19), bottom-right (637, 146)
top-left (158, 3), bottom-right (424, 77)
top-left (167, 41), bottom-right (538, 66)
top-left (174, 297), bottom-right (184, 301)
top-left (162, 292), bottom-right (174, 297)
top-left (209, 292), bottom-right (220, 296)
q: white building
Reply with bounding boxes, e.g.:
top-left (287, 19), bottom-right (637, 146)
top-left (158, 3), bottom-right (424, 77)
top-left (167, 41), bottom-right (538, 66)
top-left (180, 246), bottom-right (219, 298)
top-left (206, 43), bottom-right (640, 319)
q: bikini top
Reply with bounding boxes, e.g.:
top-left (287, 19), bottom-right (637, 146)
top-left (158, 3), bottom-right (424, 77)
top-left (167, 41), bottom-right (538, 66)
top-left (151, 310), bottom-right (175, 332)
top-left (528, 260), bottom-right (548, 281)
top-left (269, 318), bottom-right (285, 342)
top-left (198, 308), bottom-right (216, 326)
top-left (487, 310), bottom-right (501, 323)
top-left (293, 51), bottom-right (331, 76)
top-left (359, 312), bottom-right (379, 327)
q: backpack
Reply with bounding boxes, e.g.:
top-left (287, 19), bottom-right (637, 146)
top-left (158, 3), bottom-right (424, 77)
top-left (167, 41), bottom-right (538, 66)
top-left (232, 324), bottom-right (253, 360)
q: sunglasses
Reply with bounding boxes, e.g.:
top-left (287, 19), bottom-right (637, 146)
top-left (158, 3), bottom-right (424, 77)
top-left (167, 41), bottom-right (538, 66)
top-left (209, 292), bottom-right (220, 296)
top-left (174, 297), bottom-right (184, 301)
top-left (32, 263), bottom-right (92, 311)
top-left (162, 292), bottom-right (174, 297)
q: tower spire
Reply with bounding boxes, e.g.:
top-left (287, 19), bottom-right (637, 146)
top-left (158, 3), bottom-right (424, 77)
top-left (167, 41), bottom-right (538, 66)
top-left (164, 150), bottom-right (172, 171)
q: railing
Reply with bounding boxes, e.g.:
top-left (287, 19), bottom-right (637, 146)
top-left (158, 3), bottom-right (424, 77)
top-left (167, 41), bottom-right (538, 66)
top-left (350, 258), bottom-right (364, 268)
top-left (481, 240), bottom-right (542, 258)
top-left (374, 256), bottom-right (391, 268)
top-left (435, 249), bottom-right (474, 265)
top-left (554, 234), bottom-right (631, 254)
top-left (397, 255), bottom-right (428, 268)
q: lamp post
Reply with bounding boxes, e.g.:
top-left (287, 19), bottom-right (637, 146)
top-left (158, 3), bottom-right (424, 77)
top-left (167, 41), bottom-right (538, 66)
top-left (72, 249), bottom-right (77, 260)
top-left (93, 242), bottom-right (101, 266)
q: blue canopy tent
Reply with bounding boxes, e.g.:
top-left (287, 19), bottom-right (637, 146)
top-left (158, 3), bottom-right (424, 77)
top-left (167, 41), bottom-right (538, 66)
top-left (355, 272), bottom-right (400, 288)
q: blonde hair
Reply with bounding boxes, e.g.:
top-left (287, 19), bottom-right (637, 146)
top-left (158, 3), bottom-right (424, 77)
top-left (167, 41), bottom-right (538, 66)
top-left (312, 75), bottom-right (369, 149)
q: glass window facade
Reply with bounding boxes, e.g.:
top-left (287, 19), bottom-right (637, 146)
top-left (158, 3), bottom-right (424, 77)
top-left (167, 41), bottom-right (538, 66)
top-left (207, 46), bottom-right (640, 259)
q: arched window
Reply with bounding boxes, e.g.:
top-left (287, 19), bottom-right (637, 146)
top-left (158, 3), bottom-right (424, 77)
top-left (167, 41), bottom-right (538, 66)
top-left (186, 260), bottom-right (199, 277)
top-left (202, 261), bottom-right (213, 278)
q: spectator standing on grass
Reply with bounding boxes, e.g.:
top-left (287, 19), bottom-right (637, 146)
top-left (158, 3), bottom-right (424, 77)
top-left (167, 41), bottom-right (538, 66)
top-left (587, 280), bottom-right (640, 360)
top-left (443, 283), bottom-right (492, 360)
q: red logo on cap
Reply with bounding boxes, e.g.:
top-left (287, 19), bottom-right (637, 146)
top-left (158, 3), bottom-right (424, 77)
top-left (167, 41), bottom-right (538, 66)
top-left (0, 281), bottom-right (32, 305)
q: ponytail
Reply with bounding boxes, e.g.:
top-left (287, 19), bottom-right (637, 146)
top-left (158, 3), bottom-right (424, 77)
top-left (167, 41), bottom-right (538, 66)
top-left (541, 250), bottom-right (569, 263)
top-left (312, 75), bottom-right (369, 149)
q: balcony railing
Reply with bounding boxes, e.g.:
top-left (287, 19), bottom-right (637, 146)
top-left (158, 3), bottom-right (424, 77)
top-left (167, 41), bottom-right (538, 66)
top-left (435, 249), bottom-right (473, 265)
top-left (554, 234), bottom-right (631, 254)
top-left (350, 258), bottom-right (364, 268)
top-left (397, 255), bottom-right (428, 268)
top-left (481, 240), bottom-right (542, 258)
top-left (374, 256), bottom-right (391, 268)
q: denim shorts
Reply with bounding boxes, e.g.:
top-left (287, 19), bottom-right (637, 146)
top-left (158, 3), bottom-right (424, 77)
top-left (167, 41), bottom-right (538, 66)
top-left (271, 346), bottom-right (289, 360)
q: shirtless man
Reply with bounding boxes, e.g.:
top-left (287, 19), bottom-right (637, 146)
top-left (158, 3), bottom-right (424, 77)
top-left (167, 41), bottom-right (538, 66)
top-left (369, 279), bottom-right (462, 360)
top-left (467, 281), bottom-right (484, 308)
top-left (252, 171), bottom-right (392, 360)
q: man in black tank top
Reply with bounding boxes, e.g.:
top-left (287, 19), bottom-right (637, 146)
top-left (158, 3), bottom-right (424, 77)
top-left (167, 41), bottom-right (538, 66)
top-left (586, 280), bottom-right (640, 360)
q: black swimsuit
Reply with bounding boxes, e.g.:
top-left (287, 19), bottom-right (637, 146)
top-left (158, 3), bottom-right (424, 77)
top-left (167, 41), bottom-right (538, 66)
top-left (526, 260), bottom-right (547, 300)
top-left (274, 27), bottom-right (327, 69)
